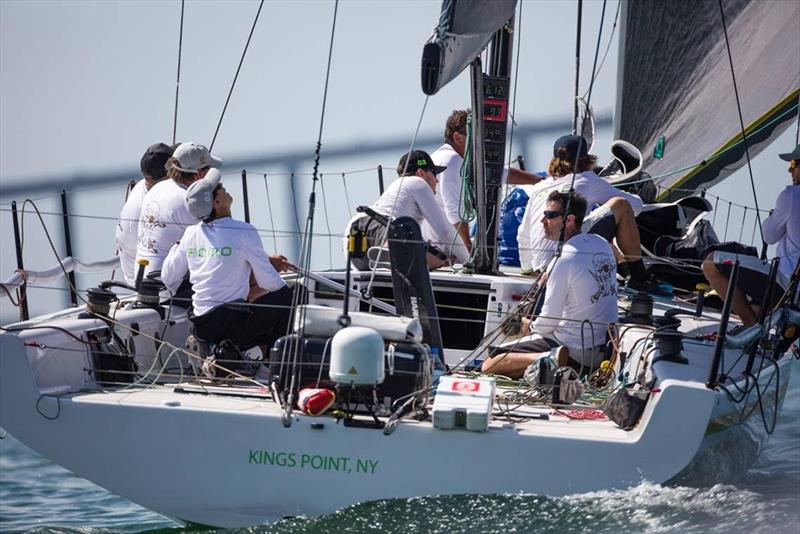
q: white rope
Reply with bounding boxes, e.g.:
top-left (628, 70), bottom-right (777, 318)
top-left (0, 256), bottom-right (119, 295)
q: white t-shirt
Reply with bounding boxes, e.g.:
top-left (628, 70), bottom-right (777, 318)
top-left (136, 179), bottom-right (199, 274)
top-left (115, 179), bottom-right (147, 284)
top-left (430, 142), bottom-right (510, 225)
top-left (517, 171), bottom-right (644, 272)
top-left (762, 184), bottom-right (800, 282)
top-left (533, 232), bottom-right (618, 352)
top-left (371, 175), bottom-right (469, 264)
top-left (161, 217), bottom-right (287, 317)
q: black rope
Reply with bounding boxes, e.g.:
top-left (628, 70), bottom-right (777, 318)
top-left (583, 0), bottom-right (607, 113)
top-left (209, 0), bottom-right (265, 151)
top-left (172, 0), bottom-right (185, 145)
top-left (555, 0), bottom-right (601, 256)
top-left (738, 206), bottom-right (747, 242)
top-left (723, 201), bottom-right (731, 241)
top-left (262, 174), bottom-right (278, 252)
top-left (283, 0), bottom-right (340, 420)
top-left (571, 0), bottom-right (583, 133)
top-left (506, 1), bottom-right (523, 181)
top-left (717, 0), bottom-right (764, 249)
top-left (310, 0), bottom-right (340, 187)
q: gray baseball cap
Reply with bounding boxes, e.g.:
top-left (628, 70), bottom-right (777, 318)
top-left (170, 142), bottom-right (223, 173)
top-left (185, 168), bottom-right (222, 220)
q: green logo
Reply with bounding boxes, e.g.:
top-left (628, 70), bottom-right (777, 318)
top-left (187, 246), bottom-right (232, 258)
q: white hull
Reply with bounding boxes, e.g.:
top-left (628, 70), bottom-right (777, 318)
top-left (1, 333), bottom-right (720, 527)
top-left (0, 271), bottom-right (793, 527)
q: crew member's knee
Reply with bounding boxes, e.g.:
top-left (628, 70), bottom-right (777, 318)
top-left (606, 197), bottom-right (634, 221)
top-left (701, 253), bottom-right (727, 284)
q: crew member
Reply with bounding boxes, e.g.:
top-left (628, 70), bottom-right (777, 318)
top-left (702, 144), bottom-right (800, 327)
top-left (115, 142), bottom-right (174, 285)
top-left (346, 150), bottom-right (470, 270)
top-left (136, 142), bottom-right (222, 305)
top-left (161, 169), bottom-right (292, 363)
top-left (517, 134), bottom-right (660, 294)
top-left (482, 190), bottom-right (617, 378)
top-left (430, 109), bottom-right (544, 249)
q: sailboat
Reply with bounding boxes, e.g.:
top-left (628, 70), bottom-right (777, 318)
top-left (1, 0), bottom-right (798, 528)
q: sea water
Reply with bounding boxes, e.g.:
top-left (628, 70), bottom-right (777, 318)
top-left (1, 358), bottom-right (798, 534)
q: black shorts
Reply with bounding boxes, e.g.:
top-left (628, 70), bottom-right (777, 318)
top-left (586, 213), bottom-right (616, 242)
top-left (712, 250), bottom-right (786, 310)
top-left (190, 285), bottom-right (293, 353)
top-left (348, 215), bottom-right (388, 271)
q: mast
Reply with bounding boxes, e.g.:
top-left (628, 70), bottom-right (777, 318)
top-left (471, 18), bottom-right (515, 274)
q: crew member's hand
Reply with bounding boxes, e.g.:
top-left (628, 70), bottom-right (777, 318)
top-left (269, 254), bottom-right (291, 272)
top-left (521, 316), bottom-right (532, 333)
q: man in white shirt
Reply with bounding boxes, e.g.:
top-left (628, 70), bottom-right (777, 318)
top-left (482, 190), bottom-right (617, 378)
top-left (517, 134), bottom-right (660, 294)
top-left (346, 149), bottom-right (470, 270)
top-left (161, 169), bottom-right (291, 365)
top-left (114, 142), bottom-right (174, 285)
top-left (136, 142), bottom-right (222, 305)
top-left (702, 145), bottom-right (800, 327)
top-left (429, 109), bottom-right (544, 249)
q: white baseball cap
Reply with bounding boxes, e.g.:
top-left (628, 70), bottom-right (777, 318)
top-left (185, 168), bottom-right (223, 220)
top-left (170, 142), bottom-right (223, 173)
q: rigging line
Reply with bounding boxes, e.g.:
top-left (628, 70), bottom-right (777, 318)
top-left (797, 92), bottom-right (800, 145)
top-left (172, 0), bottom-right (185, 145)
top-left (364, 94), bottom-right (431, 297)
top-left (582, 0), bottom-right (619, 99)
top-left (717, 0), bottom-right (764, 248)
top-left (262, 174), bottom-right (278, 252)
top-left (750, 210), bottom-right (758, 247)
top-left (318, 174), bottom-right (334, 269)
top-left (723, 201), bottom-right (732, 241)
top-left (572, 0), bottom-right (583, 133)
top-left (738, 206), bottom-right (747, 242)
top-left (209, 0), bottom-right (265, 151)
top-left (289, 173), bottom-right (302, 236)
top-left (505, 0), bottom-right (523, 198)
top-left (284, 0), bottom-right (341, 417)
top-left (341, 172), bottom-right (352, 218)
top-left (310, 0), bottom-right (340, 187)
top-left (583, 0), bottom-right (607, 111)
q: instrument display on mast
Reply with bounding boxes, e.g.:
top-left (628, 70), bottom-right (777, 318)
top-left (483, 99), bottom-right (507, 123)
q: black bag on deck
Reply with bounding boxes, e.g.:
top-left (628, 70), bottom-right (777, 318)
top-left (603, 386), bottom-right (648, 430)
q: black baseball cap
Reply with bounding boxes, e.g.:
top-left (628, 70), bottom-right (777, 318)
top-left (553, 134), bottom-right (589, 160)
top-left (140, 142), bottom-right (175, 180)
top-left (778, 144), bottom-right (800, 161)
top-left (397, 149), bottom-right (447, 176)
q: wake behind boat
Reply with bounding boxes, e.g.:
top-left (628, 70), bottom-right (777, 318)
top-left (1, 0), bottom-right (799, 529)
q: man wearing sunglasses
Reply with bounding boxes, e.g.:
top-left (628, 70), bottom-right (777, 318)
top-left (482, 190), bottom-right (618, 379)
top-left (702, 145), bottom-right (800, 327)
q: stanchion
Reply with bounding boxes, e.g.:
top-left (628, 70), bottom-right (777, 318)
top-left (241, 169), bottom-right (250, 223)
top-left (60, 190), bottom-right (78, 307)
top-left (707, 260), bottom-right (740, 389)
top-left (11, 201), bottom-right (30, 321)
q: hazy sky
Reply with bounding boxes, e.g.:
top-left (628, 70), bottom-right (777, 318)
top-left (0, 0), bottom-right (797, 320)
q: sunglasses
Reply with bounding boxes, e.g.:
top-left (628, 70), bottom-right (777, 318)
top-left (542, 210), bottom-right (563, 219)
